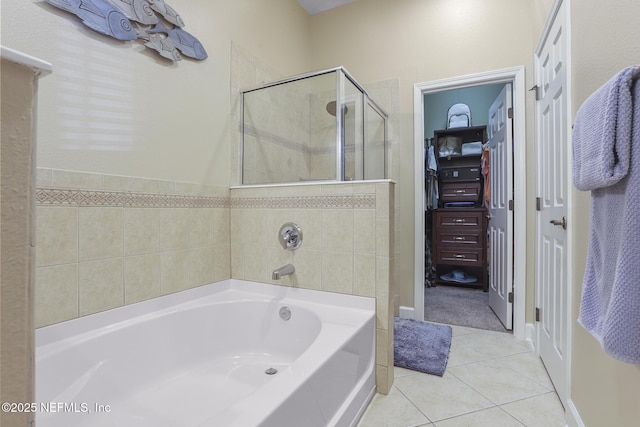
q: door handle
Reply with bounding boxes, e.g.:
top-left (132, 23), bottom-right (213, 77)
top-left (549, 217), bottom-right (567, 230)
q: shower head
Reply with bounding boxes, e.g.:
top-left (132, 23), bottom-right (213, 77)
top-left (326, 101), bottom-right (348, 117)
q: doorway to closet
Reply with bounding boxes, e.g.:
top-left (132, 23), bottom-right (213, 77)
top-left (425, 83), bottom-right (509, 332)
top-left (413, 67), bottom-right (527, 340)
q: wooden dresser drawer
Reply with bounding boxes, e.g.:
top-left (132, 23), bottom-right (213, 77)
top-left (440, 182), bottom-right (481, 203)
top-left (437, 247), bottom-right (483, 265)
top-left (434, 210), bottom-right (484, 228)
top-left (438, 231), bottom-right (482, 246)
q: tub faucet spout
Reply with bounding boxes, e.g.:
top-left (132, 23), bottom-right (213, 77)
top-left (272, 263), bottom-right (295, 280)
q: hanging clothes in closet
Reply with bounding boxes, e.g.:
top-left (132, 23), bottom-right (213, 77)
top-left (481, 145), bottom-right (490, 207)
top-left (424, 138), bottom-right (438, 285)
top-left (425, 140), bottom-right (439, 209)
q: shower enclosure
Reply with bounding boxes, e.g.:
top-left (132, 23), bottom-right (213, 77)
top-left (240, 67), bottom-right (388, 185)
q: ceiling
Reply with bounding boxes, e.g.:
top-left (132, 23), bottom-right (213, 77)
top-left (297, 0), bottom-right (357, 15)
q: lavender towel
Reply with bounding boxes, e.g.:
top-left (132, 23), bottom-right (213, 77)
top-left (573, 66), bottom-right (640, 191)
top-left (573, 66), bottom-right (640, 364)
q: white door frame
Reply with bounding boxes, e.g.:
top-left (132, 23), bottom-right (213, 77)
top-left (413, 66), bottom-right (527, 341)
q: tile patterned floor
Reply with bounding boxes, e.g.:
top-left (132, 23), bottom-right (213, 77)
top-left (358, 325), bottom-right (566, 427)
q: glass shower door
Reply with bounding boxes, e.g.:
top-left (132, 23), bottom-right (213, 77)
top-left (364, 101), bottom-right (386, 180)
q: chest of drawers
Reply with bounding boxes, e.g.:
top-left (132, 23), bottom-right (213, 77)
top-left (432, 207), bottom-right (488, 291)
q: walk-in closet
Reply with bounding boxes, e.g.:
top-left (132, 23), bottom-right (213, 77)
top-left (423, 83), bottom-right (512, 332)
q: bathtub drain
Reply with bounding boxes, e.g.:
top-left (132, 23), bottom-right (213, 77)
top-left (265, 367), bottom-right (278, 375)
top-left (279, 306), bottom-right (291, 321)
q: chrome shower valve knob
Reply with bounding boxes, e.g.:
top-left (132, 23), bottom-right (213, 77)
top-left (278, 222), bottom-right (303, 251)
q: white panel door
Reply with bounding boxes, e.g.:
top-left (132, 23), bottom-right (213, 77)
top-left (535, 0), bottom-right (569, 407)
top-left (487, 84), bottom-right (513, 330)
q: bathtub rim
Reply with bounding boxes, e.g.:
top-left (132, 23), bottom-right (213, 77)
top-left (36, 279), bottom-right (375, 347)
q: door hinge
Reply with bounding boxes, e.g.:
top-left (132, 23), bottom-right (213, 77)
top-left (507, 107), bottom-right (513, 119)
top-left (508, 199), bottom-right (514, 211)
top-left (529, 84), bottom-right (541, 101)
top-left (536, 197), bottom-right (541, 211)
top-left (536, 307), bottom-right (541, 322)
top-left (508, 292), bottom-right (514, 303)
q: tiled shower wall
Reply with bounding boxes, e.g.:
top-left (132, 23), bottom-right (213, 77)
top-left (34, 168), bottom-right (230, 328)
top-left (230, 180), bottom-right (396, 394)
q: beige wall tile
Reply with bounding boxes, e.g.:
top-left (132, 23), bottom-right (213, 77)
top-left (354, 209), bottom-right (376, 254)
top-left (353, 182), bottom-right (376, 194)
top-left (230, 208), bottom-right (244, 244)
top-left (243, 245), bottom-right (270, 283)
top-left (103, 175), bottom-right (172, 194)
top-left (189, 247), bottom-right (215, 287)
top-left (78, 207), bottom-right (123, 261)
top-left (36, 206), bottom-right (77, 267)
top-left (376, 364), bottom-right (391, 395)
top-left (160, 250), bottom-right (190, 294)
top-left (35, 264), bottom-right (78, 327)
top-left (353, 253), bottom-right (376, 297)
top-left (386, 358), bottom-right (394, 391)
top-left (293, 209), bottom-right (322, 250)
top-left (230, 243), bottom-right (245, 279)
top-left (286, 184), bottom-right (322, 197)
top-left (242, 209), bottom-right (268, 245)
top-left (376, 219), bottom-right (390, 257)
top-left (36, 168), bottom-right (52, 187)
top-left (51, 169), bottom-right (103, 190)
top-left (174, 182), bottom-right (203, 195)
top-left (376, 255), bottom-right (390, 294)
top-left (213, 209), bottom-right (230, 244)
top-left (213, 244), bottom-right (231, 281)
top-left (376, 292), bottom-right (389, 331)
top-left (124, 208), bottom-right (159, 255)
top-left (159, 208), bottom-right (190, 251)
top-left (35, 173), bottom-right (233, 328)
top-left (322, 183), bottom-right (353, 195)
top-left (291, 249), bottom-right (322, 290)
top-left (322, 209), bottom-right (354, 252)
top-left (124, 254), bottom-right (161, 304)
top-left (321, 251), bottom-right (353, 294)
top-left (376, 328), bottom-right (389, 367)
top-left (189, 209), bottom-right (215, 248)
top-left (79, 258), bottom-right (124, 316)
top-left (375, 181), bottom-right (390, 220)
top-left (154, 179), bottom-right (176, 195)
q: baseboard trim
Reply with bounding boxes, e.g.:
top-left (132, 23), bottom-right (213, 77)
top-left (399, 305), bottom-right (414, 319)
top-left (525, 322), bottom-right (537, 351)
top-left (566, 399), bottom-right (585, 427)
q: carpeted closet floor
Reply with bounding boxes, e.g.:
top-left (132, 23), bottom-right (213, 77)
top-left (424, 284), bottom-right (508, 333)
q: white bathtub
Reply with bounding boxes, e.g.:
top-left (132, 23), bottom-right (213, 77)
top-left (35, 279), bottom-right (376, 427)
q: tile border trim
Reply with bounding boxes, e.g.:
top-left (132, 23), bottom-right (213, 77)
top-left (230, 194), bottom-right (376, 209)
top-left (36, 188), bottom-right (229, 208)
top-left (35, 189), bottom-right (377, 209)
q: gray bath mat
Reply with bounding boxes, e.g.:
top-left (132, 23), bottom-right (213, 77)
top-left (394, 317), bottom-right (452, 376)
